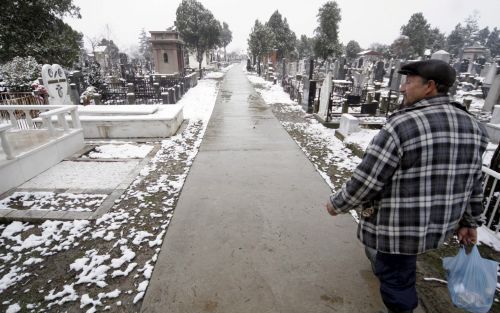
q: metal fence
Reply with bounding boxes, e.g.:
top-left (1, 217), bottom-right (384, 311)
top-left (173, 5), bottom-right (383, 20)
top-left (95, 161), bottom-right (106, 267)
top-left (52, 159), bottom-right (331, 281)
top-left (100, 76), bottom-right (188, 104)
top-left (0, 92), bottom-right (48, 129)
top-left (482, 166), bottom-right (500, 233)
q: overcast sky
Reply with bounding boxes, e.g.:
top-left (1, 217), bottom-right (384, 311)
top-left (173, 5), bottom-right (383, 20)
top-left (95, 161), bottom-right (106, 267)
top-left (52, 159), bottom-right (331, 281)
top-left (65, 0), bottom-right (500, 54)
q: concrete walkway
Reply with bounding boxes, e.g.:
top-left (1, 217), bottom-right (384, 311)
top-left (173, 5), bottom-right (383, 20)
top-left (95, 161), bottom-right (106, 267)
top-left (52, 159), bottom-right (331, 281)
top-left (141, 66), bottom-right (385, 313)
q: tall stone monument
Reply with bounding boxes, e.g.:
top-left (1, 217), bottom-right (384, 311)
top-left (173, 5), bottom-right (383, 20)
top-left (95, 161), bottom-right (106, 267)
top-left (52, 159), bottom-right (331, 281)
top-left (318, 73), bottom-right (332, 119)
top-left (483, 75), bottom-right (500, 112)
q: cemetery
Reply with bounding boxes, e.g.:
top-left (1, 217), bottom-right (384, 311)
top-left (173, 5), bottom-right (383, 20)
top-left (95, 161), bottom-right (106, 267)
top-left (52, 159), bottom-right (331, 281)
top-left (276, 53), bottom-right (500, 138)
top-left (0, 0), bottom-right (500, 312)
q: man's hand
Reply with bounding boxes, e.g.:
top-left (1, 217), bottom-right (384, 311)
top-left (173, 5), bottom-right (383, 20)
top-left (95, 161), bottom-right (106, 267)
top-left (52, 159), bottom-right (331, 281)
top-left (326, 201), bottom-right (337, 216)
top-left (457, 227), bottom-right (477, 245)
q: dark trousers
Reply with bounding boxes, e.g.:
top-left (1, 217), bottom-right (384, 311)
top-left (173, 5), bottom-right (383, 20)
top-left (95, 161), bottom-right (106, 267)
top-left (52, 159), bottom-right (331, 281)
top-left (374, 252), bottom-right (418, 313)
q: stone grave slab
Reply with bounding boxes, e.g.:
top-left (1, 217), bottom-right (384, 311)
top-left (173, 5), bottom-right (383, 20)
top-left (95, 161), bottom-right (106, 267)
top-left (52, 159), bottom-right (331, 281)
top-left (21, 160), bottom-right (139, 190)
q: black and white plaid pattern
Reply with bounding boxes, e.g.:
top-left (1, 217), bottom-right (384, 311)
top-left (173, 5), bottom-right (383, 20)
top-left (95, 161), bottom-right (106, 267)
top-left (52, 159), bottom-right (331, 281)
top-left (330, 96), bottom-right (489, 255)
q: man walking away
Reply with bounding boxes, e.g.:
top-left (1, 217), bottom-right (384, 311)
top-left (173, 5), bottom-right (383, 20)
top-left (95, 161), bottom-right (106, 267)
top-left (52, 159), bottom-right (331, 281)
top-left (326, 59), bottom-right (489, 313)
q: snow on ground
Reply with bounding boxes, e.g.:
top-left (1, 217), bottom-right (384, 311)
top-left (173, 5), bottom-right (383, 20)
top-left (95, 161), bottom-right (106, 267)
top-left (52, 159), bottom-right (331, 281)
top-left (478, 226), bottom-right (500, 251)
top-left (204, 72), bottom-right (224, 79)
top-left (483, 142), bottom-right (497, 166)
top-left (21, 160), bottom-right (139, 190)
top-left (0, 64), bottom-right (227, 312)
top-left (180, 76), bottom-right (219, 124)
top-left (344, 129), bottom-right (379, 152)
top-left (0, 192), bottom-right (107, 212)
top-left (85, 144), bottom-right (153, 159)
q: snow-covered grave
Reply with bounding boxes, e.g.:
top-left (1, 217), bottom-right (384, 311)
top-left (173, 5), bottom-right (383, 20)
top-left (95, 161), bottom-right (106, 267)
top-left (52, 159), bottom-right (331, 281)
top-left (67, 104), bottom-right (184, 139)
top-left (0, 140), bottom-right (157, 221)
top-left (0, 65), bottom-right (226, 224)
top-left (0, 104), bottom-right (84, 195)
top-left (34, 64), bottom-right (185, 139)
top-left (335, 114), bottom-right (360, 139)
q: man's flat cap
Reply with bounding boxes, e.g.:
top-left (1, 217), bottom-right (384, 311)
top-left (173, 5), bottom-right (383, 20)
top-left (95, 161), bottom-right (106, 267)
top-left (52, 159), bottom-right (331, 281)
top-left (398, 59), bottom-right (456, 87)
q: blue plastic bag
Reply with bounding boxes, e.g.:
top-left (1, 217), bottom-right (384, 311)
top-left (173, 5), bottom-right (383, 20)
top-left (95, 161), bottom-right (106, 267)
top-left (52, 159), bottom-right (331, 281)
top-left (443, 245), bottom-right (498, 313)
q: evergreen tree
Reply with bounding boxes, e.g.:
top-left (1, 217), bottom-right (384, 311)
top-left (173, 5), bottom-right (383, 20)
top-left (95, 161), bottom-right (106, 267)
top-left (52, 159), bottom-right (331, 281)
top-left (0, 56), bottom-right (40, 89)
top-left (219, 22), bottom-right (233, 61)
top-left (266, 11), bottom-right (296, 61)
top-left (463, 12), bottom-right (480, 46)
top-left (476, 27), bottom-right (491, 46)
top-left (369, 43), bottom-right (391, 59)
top-left (313, 1), bottom-right (342, 62)
top-left (390, 35), bottom-right (413, 59)
top-left (447, 23), bottom-right (466, 56)
top-left (0, 0), bottom-right (82, 67)
top-left (400, 12), bottom-right (431, 57)
top-left (175, 0), bottom-right (222, 75)
top-left (297, 35), bottom-right (314, 59)
top-left (247, 20), bottom-right (274, 75)
top-left (486, 27), bottom-right (500, 57)
top-left (138, 28), bottom-right (152, 71)
top-left (345, 40), bottom-right (361, 61)
top-left (96, 39), bottom-right (121, 76)
top-left (84, 61), bottom-right (105, 91)
top-left (428, 28), bottom-right (447, 52)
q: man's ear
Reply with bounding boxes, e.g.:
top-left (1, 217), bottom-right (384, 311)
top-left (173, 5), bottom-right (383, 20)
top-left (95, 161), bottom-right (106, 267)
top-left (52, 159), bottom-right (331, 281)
top-left (426, 80), bottom-right (438, 95)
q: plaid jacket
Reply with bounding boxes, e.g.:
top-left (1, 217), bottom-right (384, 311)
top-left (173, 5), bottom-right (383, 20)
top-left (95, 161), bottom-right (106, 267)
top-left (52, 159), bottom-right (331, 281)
top-left (330, 96), bottom-right (489, 255)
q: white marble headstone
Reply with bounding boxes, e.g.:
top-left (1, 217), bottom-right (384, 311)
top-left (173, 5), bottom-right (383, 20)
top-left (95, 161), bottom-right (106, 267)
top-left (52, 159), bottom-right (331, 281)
top-left (337, 114), bottom-right (360, 137)
top-left (318, 73), bottom-right (332, 118)
top-left (484, 75), bottom-right (500, 112)
top-left (41, 64), bottom-right (69, 105)
top-left (484, 64), bottom-right (499, 85)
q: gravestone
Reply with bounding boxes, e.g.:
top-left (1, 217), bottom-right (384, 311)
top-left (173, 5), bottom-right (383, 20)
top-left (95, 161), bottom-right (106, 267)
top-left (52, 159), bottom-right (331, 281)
top-left (486, 105), bottom-right (500, 143)
top-left (302, 76), bottom-right (310, 107)
top-left (386, 60), bottom-right (394, 78)
top-left (361, 102), bottom-right (378, 115)
top-left (389, 60), bottom-right (402, 91)
top-left (336, 114), bottom-right (360, 138)
top-left (338, 58), bottom-right (347, 80)
top-left (352, 72), bottom-right (363, 89)
top-left (318, 73), bottom-right (332, 118)
top-left (332, 60), bottom-right (340, 79)
top-left (374, 61), bottom-right (385, 82)
top-left (298, 59), bottom-right (305, 75)
top-left (42, 64), bottom-right (69, 105)
top-left (491, 105), bottom-right (500, 124)
top-left (485, 65), bottom-right (499, 86)
top-left (460, 59), bottom-right (470, 73)
top-left (483, 75), bottom-right (500, 112)
top-left (302, 59), bottom-right (316, 112)
top-left (481, 63), bottom-right (491, 78)
top-left (358, 58), bottom-right (364, 68)
top-left (346, 95), bottom-right (361, 106)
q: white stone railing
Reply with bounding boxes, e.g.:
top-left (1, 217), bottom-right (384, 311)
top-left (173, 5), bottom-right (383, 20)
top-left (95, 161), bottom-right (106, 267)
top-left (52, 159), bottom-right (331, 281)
top-left (0, 105), bottom-right (81, 160)
top-left (0, 105), bottom-right (81, 133)
top-left (0, 122), bottom-right (14, 160)
top-left (482, 166), bottom-right (500, 233)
